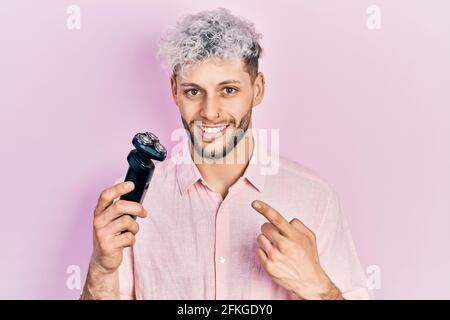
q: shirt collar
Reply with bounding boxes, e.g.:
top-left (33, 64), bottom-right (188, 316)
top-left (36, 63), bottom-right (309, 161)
top-left (175, 150), bottom-right (203, 196)
top-left (241, 139), bottom-right (267, 193)
top-left (175, 137), bottom-right (268, 195)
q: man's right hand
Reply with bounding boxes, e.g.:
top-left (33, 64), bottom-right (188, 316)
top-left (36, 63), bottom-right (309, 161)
top-left (80, 181), bottom-right (148, 299)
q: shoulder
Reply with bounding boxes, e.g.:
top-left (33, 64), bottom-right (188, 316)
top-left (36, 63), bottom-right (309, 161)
top-left (260, 156), bottom-right (339, 228)
top-left (273, 156), bottom-right (336, 197)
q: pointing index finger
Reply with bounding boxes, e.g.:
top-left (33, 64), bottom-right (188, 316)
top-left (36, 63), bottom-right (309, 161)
top-left (252, 200), bottom-right (293, 236)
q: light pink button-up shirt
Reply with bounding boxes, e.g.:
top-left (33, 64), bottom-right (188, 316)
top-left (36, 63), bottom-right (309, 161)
top-left (117, 142), bottom-right (370, 300)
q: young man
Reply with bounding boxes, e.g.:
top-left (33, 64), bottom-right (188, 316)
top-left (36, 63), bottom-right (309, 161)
top-left (81, 7), bottom-right (370, 300)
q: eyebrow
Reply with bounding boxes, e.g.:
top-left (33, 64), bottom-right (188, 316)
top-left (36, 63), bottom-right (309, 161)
top-left (180, 80), bottom-right (241, 88)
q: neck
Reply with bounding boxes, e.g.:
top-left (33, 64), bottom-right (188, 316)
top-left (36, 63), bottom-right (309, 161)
top-left (192, 133), bottom-right (254, 199)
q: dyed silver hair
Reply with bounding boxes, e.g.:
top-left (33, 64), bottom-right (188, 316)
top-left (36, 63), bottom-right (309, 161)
top-left (156, 7), bottom-right (263, 79)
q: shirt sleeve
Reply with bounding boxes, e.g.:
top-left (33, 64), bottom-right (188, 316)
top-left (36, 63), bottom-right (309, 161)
top-left (315, 186), bottom-right (373, 300)
top-left (118, 246), bottom-right (136, 300)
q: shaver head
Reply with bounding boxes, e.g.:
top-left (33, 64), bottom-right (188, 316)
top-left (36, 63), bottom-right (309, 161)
top-left (132, 132), bottom-right (167, 161)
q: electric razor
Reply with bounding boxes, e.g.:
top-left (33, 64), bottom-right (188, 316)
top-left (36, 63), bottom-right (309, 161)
top-left (120, 132), bottom-right (167, 218)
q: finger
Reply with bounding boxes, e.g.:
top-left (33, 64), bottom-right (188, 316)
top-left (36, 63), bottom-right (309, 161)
top-left (103, 199), bottom-right (147, 224)
top-left (289, 218), bottom-right (313, 234)
top-left (252, 200), bottom-right (293, 237)
top-left (256, 248), bottom-right (268, 265)
top-left (95, 181), bottom-right (135, 215)
top-left (104, 214), bottom-right (139, 236)
top-left (111, 231), bottom-right (136, 249)
top-left (261, 222), bottom-right (284, 245)
top-left (257, 234), bottom-right (277, 259)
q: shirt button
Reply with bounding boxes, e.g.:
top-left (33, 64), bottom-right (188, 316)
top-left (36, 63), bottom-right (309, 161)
top-left (218, 256), bottom-right (226, 264)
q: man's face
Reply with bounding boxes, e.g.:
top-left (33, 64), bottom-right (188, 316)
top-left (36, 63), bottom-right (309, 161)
top-left (170, 57), bottom-right (265, 160)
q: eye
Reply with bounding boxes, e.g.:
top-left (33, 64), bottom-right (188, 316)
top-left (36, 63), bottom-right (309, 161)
top-left (223, 87), bottom-right (237, 95)
top-left (184, 88), bottom-right (200, 96)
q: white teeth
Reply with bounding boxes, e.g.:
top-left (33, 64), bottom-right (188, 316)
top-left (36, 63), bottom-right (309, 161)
top-left (201, 126), bottom-right (226, 134)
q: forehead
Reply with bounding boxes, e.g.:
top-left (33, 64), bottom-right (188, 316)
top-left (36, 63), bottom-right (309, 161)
top-left (177, 57), bottom-right (250, 85)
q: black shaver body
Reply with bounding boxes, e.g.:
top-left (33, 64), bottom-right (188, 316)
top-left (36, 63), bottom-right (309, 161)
top-left (120, 132), bottom-right (166, 216)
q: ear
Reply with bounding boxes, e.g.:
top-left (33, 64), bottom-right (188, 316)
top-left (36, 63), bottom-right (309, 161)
top-left (170, 75), bottom-right (179, 106)
top-left (252, 72), bottom-right (265, 108)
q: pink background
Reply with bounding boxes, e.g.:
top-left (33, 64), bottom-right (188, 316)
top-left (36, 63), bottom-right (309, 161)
top-left (1, 0), bottom-right (449, 299)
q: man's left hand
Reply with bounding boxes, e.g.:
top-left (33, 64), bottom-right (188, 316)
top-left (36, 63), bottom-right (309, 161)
top-left (251, 200), bottom-right (344, 300)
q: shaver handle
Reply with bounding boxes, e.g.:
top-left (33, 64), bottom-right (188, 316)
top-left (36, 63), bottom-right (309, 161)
top-left (120, 166), bottom-right (153, 202)
top-left (120, 151), bottom-right (155, 219)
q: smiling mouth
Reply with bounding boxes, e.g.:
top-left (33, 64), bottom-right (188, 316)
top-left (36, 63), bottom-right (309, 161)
top-left (195, 123), bottom-right (230, 141)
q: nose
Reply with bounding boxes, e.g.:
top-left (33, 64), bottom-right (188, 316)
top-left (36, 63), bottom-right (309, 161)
top-left (199, 95), bottom-right (222, 122)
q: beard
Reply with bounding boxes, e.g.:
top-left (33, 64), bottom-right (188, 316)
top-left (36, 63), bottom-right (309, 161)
top-left (181, 105), bottom-right (252, 161)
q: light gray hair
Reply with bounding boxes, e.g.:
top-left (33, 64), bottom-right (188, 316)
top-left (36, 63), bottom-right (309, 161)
top-left (156, 7), bottom-right (263, 82)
